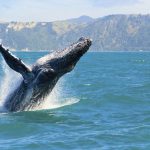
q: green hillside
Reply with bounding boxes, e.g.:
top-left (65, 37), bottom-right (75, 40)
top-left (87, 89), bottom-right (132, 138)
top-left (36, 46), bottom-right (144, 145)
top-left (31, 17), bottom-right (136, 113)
top-left (0, 15), bottom-right (150, 51)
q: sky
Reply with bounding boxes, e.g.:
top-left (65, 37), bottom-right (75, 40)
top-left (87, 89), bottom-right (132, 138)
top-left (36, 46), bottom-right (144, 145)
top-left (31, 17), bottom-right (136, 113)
top-left (0, 0), bottom-right (150, 21)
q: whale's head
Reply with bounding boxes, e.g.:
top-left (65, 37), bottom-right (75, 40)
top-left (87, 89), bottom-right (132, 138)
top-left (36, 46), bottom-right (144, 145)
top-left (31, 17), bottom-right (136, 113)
top-left (49, 37), bottom-right (92, 75)
top-left (36, 37), bottom-right (92, 77)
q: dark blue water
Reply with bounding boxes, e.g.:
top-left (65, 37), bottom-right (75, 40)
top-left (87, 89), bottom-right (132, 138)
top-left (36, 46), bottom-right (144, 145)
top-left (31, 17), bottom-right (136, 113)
top-left (0, 52), bottom-right (150, 150)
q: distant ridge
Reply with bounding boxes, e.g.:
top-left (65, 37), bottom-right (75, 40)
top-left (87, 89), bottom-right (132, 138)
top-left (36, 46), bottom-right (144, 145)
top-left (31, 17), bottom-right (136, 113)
top-left (0, 14), bottom-right (150, 51)
top-left (66, 15), bottom-right (94, 24)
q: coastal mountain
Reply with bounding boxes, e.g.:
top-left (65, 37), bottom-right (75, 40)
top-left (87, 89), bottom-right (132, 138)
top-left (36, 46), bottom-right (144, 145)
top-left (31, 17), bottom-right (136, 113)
top-left (0, 14), bottom-right (150, 51)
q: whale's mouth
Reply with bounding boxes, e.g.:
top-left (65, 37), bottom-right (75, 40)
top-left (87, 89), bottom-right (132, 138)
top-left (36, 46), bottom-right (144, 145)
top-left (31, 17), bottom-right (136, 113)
top-left (46, 37), bottom-right (92, 74)
top-left (34, 37), bottom-right (92, 74)
top-left (62, 37), bottom-right (92, 73)
top-left (66, 37), bottom-right (92, 58)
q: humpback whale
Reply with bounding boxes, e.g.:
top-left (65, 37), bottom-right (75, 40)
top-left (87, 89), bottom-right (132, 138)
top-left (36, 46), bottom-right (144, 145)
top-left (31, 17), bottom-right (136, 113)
top-left (0, 37), bottom-right (92, 112)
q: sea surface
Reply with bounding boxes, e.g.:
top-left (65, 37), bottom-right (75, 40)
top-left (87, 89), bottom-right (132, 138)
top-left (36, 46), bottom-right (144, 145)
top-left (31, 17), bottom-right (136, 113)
top-left (0, 52), bottom-right (150, 150)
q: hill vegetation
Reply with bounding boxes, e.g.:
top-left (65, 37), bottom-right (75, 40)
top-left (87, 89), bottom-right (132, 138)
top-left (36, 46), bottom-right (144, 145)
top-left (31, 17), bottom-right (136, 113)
top-left (0, 15), bottom-right (150, 51)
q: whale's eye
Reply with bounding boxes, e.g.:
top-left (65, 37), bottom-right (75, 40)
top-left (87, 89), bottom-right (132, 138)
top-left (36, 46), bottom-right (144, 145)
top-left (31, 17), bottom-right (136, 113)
top-left (36, 68), bottom-right (56, 84)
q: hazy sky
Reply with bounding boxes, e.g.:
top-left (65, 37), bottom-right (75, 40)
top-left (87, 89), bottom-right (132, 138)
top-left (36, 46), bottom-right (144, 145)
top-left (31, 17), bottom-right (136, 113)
top-left (0, 0), bottom-right (150, 21)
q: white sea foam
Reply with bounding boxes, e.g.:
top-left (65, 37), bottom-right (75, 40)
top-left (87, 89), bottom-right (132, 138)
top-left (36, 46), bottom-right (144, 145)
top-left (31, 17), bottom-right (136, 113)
top-left (31, 77), bottom-right (79, 111)
top-left (0, 59), bottom-right (21, 112)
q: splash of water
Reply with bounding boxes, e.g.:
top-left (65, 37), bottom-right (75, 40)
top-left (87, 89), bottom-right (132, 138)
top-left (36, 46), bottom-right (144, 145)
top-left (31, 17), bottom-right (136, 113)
top-left (32, 78), bottom-right (80, 111)
top-left (0, 59), bottom-right (21, 111)
top-left (0, 59), bottom-right (79, 112)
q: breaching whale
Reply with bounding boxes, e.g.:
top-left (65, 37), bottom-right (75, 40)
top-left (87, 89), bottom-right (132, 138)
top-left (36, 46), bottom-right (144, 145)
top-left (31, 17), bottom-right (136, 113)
top-left (0, 37), bottom-right (92, 112)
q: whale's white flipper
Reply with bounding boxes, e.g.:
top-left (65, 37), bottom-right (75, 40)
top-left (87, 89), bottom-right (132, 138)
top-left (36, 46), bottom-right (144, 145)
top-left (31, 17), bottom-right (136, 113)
top-left (0, 45), bottom-right (34, 82)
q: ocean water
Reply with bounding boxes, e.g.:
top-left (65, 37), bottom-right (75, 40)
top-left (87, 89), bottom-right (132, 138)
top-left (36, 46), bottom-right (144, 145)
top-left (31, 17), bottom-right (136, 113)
top-left (0, 52), bottom-right (150, 150)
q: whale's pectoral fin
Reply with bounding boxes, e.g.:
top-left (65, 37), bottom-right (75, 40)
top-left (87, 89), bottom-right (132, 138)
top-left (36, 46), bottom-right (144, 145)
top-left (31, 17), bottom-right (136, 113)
top-left (0, 44), bottom-right (34, 82)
